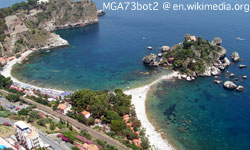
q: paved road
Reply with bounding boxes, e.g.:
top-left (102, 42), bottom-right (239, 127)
top-left (0, 89), bottom-right (129, 150)
top-left (0, 117), bottom-right (67, 150)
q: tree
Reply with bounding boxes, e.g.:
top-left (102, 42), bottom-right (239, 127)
top-left (18, 108), bottom-right (30, 115)
top-left (28, 110), bottom-right (40, 122)
top-left (89, 94), bottom-right (108, 118)
top-left (0, 75), bottom-right (12, 89)
top-left (71, 146), bottom-right (80, 150)
top-left (37, 119), bottom-right (46, 126)
top-left (62, 131), bottom-right (77, 143)
top-left (110, 120), bottom-right (125, 134)
top-left (102, 110), bottom-right (121, 124)
top-left (6, 94), bottom-right (20, 102)
top-left (50, 122), bottom-right (55, 130)
top-left (141, 137), bottom-right (151, 149)
top-left (52, 100), bottom-right (59, 111)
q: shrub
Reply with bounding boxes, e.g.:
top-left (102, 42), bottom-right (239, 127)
top-left (6, 94), bottom-right (19, 102)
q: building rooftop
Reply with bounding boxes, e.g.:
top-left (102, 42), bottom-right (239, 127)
top-left (58, 104), bottom-right (67, 110)
top-left (25, 128), bottom-right (39, 139)
top-left (15, 121), bottom-right (30, 130)
top-left (81, 110), bottom-right (90, 116)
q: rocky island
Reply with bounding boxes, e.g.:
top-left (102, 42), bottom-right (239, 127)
top-left (143, 34), bottom-right (230, 81)
top-left (0, 0), bottom-right (98, 57)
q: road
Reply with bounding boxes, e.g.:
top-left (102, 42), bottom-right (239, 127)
top-left (0, 117), bottom-right (67, 150)
top-left (0, 89), bottom-right (129, 150)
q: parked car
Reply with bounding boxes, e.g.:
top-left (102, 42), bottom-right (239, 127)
top-left (3, 122), bottom-right (11, 126)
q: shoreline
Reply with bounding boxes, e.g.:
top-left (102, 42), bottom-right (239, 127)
top-left (125, 71), bottom-right (179, 150)
top-left (0, 50), bottom-right (67, 97)
top-left (1, 48), bottom-right (179, 150)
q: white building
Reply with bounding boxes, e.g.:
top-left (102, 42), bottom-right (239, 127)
top-left (37, 0), bottom-right (50, 4)
top-left (14, 121), bottom-right (42, 150)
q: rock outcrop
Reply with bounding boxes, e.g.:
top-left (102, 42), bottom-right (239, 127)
top-left (236, 86), bottom-right (244, 92)
top-left (239, 64), bottom-right (247, 68)
top-left (161, 46), bottom-right (170, 52)
top-left (1, 0), bottom-right (98, 56)
top-left (142, 53), bottom-right (157, 66)
top-left (224, 81), bottom-right (237, 89)
top-left (231, 52), bottom-right (240, 62)
top-left (212, 37), bottom-right (222, 46)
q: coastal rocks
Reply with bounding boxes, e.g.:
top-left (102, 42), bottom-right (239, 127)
top-left (230, 73), bottom-right (235, 78)
top-left (201, 66), bottom-right (221, 76)
top-left (216, 57), bottom-right (230, 70)
top-left (200, 67), bottom-right (212, 76)
top-left (161, 46), bottom-right (170, 52)
top-left (39, 33), bottom-right (69, 50)
top-left (239, 64), bottom-right (247, 68)
top-left (211, 66), bottom-right (221, 76)
top-left (212, 37), bottom-right (222, 46)
top-left (139, 72), bottom-right (149, 75)
top-left (236, 86), bottom-right (244, 92)
top-left (153, 61), bottom-right (159, 67)
top-left (147, 46), bottom-right (153, 50)
top-left (179, 74), bottom-right (195, 81)
top-left (142, 53), bottom-right (157, 66)
top-left (231, 52), bottom-right (240, 62)
top-left (97, 10), bottom-right (105, 16)
top-left (158, 53), bottom-right (162, 57)
top-left (214, 80), bottom-right (222, 84)
top-left (217, 47), bottom-right (227, 58)
top-left (223, 81), bottom-right (237, 90)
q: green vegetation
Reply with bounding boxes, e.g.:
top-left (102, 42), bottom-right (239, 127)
top-left (69, 88), bottom-right (150, 149)
top-left (96, 139), bottom-right (119, 150)
top-left (0, 75), bottom-right (12, 89)
top-left (0, 110), bottom-right (14, 118)
top-left (71, 146), bottom-right (80, 150)
top-left (0, 0), bottom-right (38, 42)
top-left (162, 34), bottom-right (223, 75)
top-left (6, 94), bottom-right (20, 102)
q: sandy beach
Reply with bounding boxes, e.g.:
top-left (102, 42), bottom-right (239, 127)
top-left (0, 50), bottom-right (65, 96)
top-left (1, 49), bottom-right (178, 149)
top-left (125, 72), bottom-right (178, 150)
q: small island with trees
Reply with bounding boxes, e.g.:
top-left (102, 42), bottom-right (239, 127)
top-left (143, 34), bottom-right (247, 91)
top-left (143, 34), bottom-right (230, 80)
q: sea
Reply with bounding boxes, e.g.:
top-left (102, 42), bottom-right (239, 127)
top-left (2, 0), bottom-right (250, 150)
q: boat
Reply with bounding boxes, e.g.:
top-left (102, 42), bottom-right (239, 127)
top-left (236, 36), bottom-right (246, 40)
top-left (46, 50), bottom-right (51, 53)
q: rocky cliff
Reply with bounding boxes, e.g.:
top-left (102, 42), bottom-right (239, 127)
top-left (0, 0), bottom-right (98, 56)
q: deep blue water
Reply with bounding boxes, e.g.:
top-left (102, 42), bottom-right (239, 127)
top-left (2, 0), bottom-right (250, 149)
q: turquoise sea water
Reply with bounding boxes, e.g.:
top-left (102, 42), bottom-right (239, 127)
top-left (3, 0), bottom-right (250, 149)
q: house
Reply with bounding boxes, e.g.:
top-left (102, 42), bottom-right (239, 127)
top-left (81, 110), bottom-right (91, 119)
top-left (190, 36), bottom-right (197, 41)
top-left (37, 0), bottom-right (50, 4)
top-left (57, 103), bottom-right (72, 115)
top-left (48, 97), bottom-right (56, 102)
top-left (82, 143), bottom-right (99, 150)
top-left (94, 119), bottom-right (101, 125)
top-left (14, 121), bottom-right (42, 150)
top-left (0, 57), bottom-right (6, 66)
top-left (6, 56), bottom-right (15, 62)
top-left (123, 114), bottom-right (129, 123)
top-left (133, 138), bottom-right (141, 147)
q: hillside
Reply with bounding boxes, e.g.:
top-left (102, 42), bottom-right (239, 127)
top-left (0, 0), bottom-right (98, 56)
